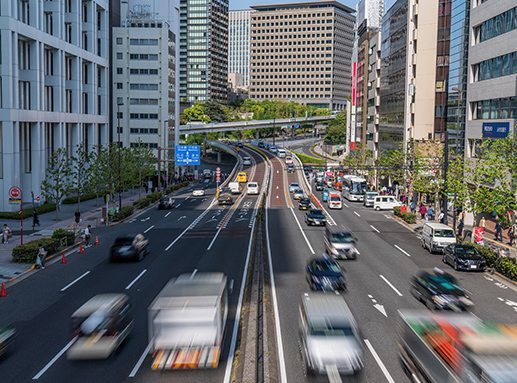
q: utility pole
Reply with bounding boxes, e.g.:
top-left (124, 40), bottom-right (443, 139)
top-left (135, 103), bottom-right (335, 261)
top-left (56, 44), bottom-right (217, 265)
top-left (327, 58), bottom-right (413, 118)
top-left (117, 101), bottom-right (123, 211)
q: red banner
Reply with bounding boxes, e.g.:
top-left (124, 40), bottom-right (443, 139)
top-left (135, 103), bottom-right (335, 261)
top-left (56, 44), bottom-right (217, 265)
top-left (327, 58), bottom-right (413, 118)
top-left (475, 227), bottom-right (484, 246)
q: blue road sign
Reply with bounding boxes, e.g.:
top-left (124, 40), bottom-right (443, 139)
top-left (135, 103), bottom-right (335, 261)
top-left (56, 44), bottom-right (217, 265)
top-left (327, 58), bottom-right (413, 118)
top-left (175, 145), bottom-right (200, 165)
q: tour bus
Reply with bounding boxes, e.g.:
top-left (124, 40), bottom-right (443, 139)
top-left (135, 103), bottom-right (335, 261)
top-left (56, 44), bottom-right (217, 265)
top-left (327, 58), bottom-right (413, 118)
top-left (237, 172), bottom-right (247, 183)
top-left (342, 175), bottom-right (367, 202)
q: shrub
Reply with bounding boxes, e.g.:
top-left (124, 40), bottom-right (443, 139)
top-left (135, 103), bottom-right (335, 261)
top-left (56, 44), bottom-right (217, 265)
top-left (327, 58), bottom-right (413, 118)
top-left (113, 206), bottom-right (134, 222)
top-left (393, 206), bottom-right (402, 217)
top-left (12, 238), bottom-right (60, 263)
top-left (290, 150), bottom-right (324, 165)
top-left (146, 192), bottom-right (162, 203)
top-left (401, 212), bottom-right (417, 224)
top-left (0, 203), bottom-right (57, 220)
top-left (51, 228), bottom-right (77, 246)
top-left (62, 193), bottom-right (97, 204)
top-left (469, 243), bottom-right (498, 268)
top-left (133, 198), bottom-right (151, 209)
top-left (498, 257), bottom-right (517, 280)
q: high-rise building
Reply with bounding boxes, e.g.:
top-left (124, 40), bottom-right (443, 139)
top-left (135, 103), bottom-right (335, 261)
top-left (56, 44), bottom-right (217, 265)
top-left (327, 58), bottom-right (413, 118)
top-left (180, 0), bottom-right (229, 104)
top-left (113, 0), bottom-right (180, 154)
top-left (0, 0), bottom-right (110, 212)
top-left (248, 1), bottom-right (355, 111)
top-left (229, 10), bottom-right (252, 87)
top-left (366, 31), bottom-right (382, 157)
top-left (465, 0), bottom-right (517, 158)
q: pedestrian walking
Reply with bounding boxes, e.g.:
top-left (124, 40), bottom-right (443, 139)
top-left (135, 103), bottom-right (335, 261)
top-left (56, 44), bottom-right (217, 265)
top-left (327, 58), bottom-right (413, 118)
top-left (2, 224), bottom-right (12, 244)
top-left (84, 225), bottom-right (92, 247)
top-left (427, 206), bottom-right (435, 221)
top-left (419, 204), bottom-right (428, 220)
top-left (479, 216), bottom-right (486, 229)
top-left (410, 201), bottom-right (416, 214)
top-left (74, 209), bottom-right (81, 227)
top-left (508, 223), bottom-right (515, 246)
top-left (33, 209), bottom-right (40, 227)
top-left (495, 220), bottom-right (503, 242)
top-left (438, 211), bottom-right (445, 223)
top-left (145, 183), bottom-right (149, 193)
top-left (457, 216), bottom-right (465, 238)
top-left (37, 243), bottom-right (47, 269)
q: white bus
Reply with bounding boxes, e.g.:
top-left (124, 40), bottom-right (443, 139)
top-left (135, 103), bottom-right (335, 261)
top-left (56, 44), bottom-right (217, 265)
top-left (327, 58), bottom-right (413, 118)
top-left (342, 175), bottom-right (367, 202)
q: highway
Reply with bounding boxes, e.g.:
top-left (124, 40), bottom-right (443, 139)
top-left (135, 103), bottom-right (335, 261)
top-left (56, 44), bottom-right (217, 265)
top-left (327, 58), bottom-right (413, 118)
top-left (1, 139), bottom-right (517, 383)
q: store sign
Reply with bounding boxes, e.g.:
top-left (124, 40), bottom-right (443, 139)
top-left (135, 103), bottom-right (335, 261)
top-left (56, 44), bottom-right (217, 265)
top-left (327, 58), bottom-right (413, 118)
top-left (482, 122), bottom-right (509, 138)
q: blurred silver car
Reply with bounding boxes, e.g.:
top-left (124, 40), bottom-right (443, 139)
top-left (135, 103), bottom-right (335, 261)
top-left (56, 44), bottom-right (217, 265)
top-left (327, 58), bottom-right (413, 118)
top-left (293, 189), bottom-right (304, 200)
top-left (289, 183), bottom-right (300, 193)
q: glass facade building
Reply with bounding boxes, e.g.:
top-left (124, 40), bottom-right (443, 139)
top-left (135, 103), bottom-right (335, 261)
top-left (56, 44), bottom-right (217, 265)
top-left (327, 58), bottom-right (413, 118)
top-left (229, 10), bottom-right (251, 87)
top-left (180, 0), bottom-right (229, 103)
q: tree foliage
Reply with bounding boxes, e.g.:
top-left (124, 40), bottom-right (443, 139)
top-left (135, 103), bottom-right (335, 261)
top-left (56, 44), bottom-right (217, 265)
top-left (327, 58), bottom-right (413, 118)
top-left (70, 143), bottom-right (92, 211)
top-left (325, 110), bottom-right (347, 144)
top-left (40, 148), bottom-right (73, 220)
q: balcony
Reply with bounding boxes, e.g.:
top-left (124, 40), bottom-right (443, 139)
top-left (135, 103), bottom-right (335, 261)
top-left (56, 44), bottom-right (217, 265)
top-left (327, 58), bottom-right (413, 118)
top-left (375, 96), bottom-right (380, 107)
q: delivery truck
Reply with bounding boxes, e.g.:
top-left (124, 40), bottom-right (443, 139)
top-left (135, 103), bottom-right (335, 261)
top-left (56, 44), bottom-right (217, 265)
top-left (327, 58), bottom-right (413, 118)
top-left (398, 309), bottom-right (517, 383)
top-left (148, 272), bottom-right (228, 370)
top-left (229, 182), bottom-right (241, 194)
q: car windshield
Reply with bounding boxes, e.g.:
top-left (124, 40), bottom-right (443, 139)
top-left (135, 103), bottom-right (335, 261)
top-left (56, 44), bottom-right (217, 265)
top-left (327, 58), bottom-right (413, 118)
top-left (313, 260), bottom-right (341, 273)
top-left (290, 183), bottom-right (299, 188)
top-left (309, 317), bottom-right (354, 337)
top-left (330, 196), bottom-right (340, 202)
top-left (115, 237), bottom-right (133, 246)
top-left (366, 193), bottom-right (378, 198)
top-left (310, 210), bottom-right (324, 216)
top-left (317, 182), bottom-right (324, 186)
top-left (331, 232), bottom-right (354, 243)
top-left (425, 275), bottom-right (462, 293)
top-left (248, 183), bottom-right (258, 187)
top-left (295, 189), bottom-right (303, 194)
top-left (456, 247), bottom-right (481, 258)
top-left (300, 198), bottom-right (310, 204)
top-left (160, 198), bottom-right (169, 203)
top-left (435, 229), bottom-right (455, 237)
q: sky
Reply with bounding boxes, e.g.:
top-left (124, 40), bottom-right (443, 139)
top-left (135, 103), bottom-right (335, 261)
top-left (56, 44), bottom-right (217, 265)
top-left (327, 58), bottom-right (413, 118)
top-left (229, 0), bottom-right (396, 13)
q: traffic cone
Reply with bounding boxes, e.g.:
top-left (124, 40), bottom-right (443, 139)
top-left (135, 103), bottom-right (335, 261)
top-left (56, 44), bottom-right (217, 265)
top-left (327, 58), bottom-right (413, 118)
top-left (61, 251), bottom-right (67, 264)
top-left (78, 243), bottom-right (84, 254)
top-left (0, 283), bottom-right (7, 297)
top-left (95, 236), bottom-right (99, 245)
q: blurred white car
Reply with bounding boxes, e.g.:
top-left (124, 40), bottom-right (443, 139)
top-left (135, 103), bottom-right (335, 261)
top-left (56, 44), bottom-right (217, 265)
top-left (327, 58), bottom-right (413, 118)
top-left (289, 183), bottom-right (300, 193)
top-left (192, 188), bottom-right (205, 196)
top-left (243, 157), bottom-right (251, 166)
top-left (247, 182), bottom-right (259, 195)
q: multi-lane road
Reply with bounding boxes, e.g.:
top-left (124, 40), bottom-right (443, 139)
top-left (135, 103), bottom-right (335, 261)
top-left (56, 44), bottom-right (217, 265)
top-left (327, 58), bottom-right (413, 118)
top-left (1, 140), bottom-right (516, 383)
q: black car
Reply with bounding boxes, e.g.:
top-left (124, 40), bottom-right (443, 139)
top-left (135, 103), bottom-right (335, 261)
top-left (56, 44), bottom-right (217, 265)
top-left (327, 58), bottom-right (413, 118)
top-left (287, 164), bottom-right (295, 173)
top-left (303, 165), bottom-right (313, 172)
top-left (158, 196), bottom-right (175, 210)
top-left (442, 244), bottom-right (487, 271)
top-left (110, 234), bottom-right (150, 262)
top-left (305, 209), bottom-right (326, 226)
top-left (306, 258), bottom-right (346, 291)
top-left (299, 197), bottom-right (312, 210)
top-left (315, 181), bottom-right (325, 191)
top-left (410, 269), bottom-right (474, 311)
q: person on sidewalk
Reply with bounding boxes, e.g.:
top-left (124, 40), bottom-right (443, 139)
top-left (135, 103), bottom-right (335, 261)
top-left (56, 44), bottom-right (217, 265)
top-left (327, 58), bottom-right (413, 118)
top-left (33, 210), bottom-right (40, 227)
top-left (508, 223), bottom-right (515, 246)
top-left (2, 224), bottom-right (12, 244)
top-left (495, 220), bottom-right (503, 241)
top-left (37, 243), bottom-right (47, 269)
top-left (410, 201), bottom-right (416, 214)
top-left (457, 216), bottom-right (465, 238)
top-left (438, 211), bottom-right (445, 223)
top-left (84, 225), bottom-right (92, 247)
top-left (480, 216), bottom-right (486, 229)
top-left (419, 204), bottom-right (427, 220)
top-left (74, 209), bottom-right (81, 227)
top-left (427, 206), bottom-right (435, 221)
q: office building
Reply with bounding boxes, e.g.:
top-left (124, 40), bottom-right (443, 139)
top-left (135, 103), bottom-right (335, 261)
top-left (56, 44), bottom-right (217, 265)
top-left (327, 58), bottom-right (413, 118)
top-left (113, 0), bottom-right (180, 153)
top-left (229, 10), bottom-right (252, 87)
top-left (465, 0), bottom-right (517, 158)
top-left (0, 0), bottom-right (110, 212)
top-left (366, 31), bottom-right (382, 157)
top-left (248, 1), bottom-right (355, 111)
top-left (180, 0), bottom-right (229, 104)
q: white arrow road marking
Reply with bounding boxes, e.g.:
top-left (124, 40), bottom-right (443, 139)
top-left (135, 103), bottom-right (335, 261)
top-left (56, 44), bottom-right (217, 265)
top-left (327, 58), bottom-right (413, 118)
top-left (178, 216), bottom-right (186, 221)
top-left (484, 275), bottom-right (494, 281)
top-left (202, 198), bottom-right (207, 202)
top-left (354, 211), bottom-right (360, 217)
top-left (370, 225), bottom-right (380, 233)
top-left (394, 245), bottom-right (411, 257)
top-left (384, 214), bottom-right (391, 219)
top-left (374, 304), bottom-right (387, 317)
top-left (325, 364), bottom-right (342, 383)
top-left (140, 217), bottom-right (150, 222)
top-left (364, 339), bottom-right (395, 383)
top-left (379, 275), bottom-right (403, 297)
top-left (128, 219), bottom-right (136, 223)
top-left (144, 225), bottom-right (154, 233)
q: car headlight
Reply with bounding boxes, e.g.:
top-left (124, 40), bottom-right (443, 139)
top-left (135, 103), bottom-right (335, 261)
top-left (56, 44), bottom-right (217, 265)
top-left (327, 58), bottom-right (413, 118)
top-left (307, 217), bottom-right (313, 221)
top-left (330, 246), bottom-right (339, 255)
top-left (311, 275), bottom-right (321, 285)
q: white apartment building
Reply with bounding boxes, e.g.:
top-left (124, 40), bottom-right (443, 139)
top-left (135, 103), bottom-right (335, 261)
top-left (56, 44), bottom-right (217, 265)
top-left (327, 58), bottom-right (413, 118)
top-left (229, 9), bottom-right (252, 87)
top-left (0, 0), bottom-right (110, 212)
top-left (112, 0), bottom-right (180, 153)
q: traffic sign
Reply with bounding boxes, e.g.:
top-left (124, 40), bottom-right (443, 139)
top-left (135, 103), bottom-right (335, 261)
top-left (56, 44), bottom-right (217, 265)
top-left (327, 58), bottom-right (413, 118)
top-left (216, 167), bottom-right (221, 173)
top-left (8, 186), bottom-right (21, 204)
top-left (36, 196), bottom-right (40, 202)
top-left (216, 176), bottom-right (221, 182)
top-left (175, 145), bottom-right (200, 165)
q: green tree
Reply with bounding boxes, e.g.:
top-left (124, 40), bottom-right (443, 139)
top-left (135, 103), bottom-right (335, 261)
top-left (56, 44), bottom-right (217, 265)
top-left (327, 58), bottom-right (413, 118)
top-left (90, 145), bottom-right (109, 206)
top-left (182, 102), bottom-right (205, 123)
top-left (130, 140), bottom-right (156, 199)
top-left (70, 143), bottom-right (92, 211)
top-left (40, 148), bottom-right (73, 220)
top-left (203, 101), bottom-right (227, 122)
top-left (376, 146), bottom-right (406, 186)
top-left (325, 110), bottom-right (347, 144)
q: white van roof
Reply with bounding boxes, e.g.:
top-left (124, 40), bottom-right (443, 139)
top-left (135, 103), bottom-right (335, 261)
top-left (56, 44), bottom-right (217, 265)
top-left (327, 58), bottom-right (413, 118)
top-left (424, 223), bottom-right (454, 230)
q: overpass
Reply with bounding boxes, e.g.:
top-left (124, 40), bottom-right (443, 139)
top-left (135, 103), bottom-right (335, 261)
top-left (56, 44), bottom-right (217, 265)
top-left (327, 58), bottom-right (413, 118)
top-left (177, 115), bottom-right (335, 134)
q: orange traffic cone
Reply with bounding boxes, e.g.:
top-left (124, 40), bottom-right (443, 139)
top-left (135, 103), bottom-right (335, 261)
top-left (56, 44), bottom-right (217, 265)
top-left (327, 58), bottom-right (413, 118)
top-left (0, 282), bottom-right (7, 297)
top-left (61, 251), bottom-right (67, 264)
top-left (78, 243), bottom-right (84, 254)
top-left (95, 236), bottom-right (99, 245)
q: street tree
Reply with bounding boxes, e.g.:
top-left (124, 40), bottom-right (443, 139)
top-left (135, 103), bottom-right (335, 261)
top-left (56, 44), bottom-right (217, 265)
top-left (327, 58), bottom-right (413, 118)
top-left (375, 145), bottom-right (406, 187)
top-left (40, 148), bottom-right (73, 220)
top-left (203, 101), bottom-right (227, 122)
top-left (89, 145), bottom-right (109, 206)
top-left (130, 140), bottom-right (156, 199)
top-left (70, 143), bottom-right (92, 211)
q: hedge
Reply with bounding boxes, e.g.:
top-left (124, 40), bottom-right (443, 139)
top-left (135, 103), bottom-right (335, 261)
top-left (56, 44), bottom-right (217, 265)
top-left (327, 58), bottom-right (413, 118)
top-left (393, 206), bottom-right (416, 224)
top-left (12, 238), bottom-right (60, 263)
top-left (62, 193), bottom-right (98, 204)
top-left (113, 206), bottom-right (134, 222)
top-left (0, 203), bottom-right (57, 220)
top-left (51, 228), bottom-right (77, 246)
top-left (290, 150), bottom-right (324, 165)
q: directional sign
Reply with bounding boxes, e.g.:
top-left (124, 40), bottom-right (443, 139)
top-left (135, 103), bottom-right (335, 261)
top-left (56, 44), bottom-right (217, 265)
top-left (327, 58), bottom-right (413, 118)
top-left (175, 145), bottom-right (200, 165)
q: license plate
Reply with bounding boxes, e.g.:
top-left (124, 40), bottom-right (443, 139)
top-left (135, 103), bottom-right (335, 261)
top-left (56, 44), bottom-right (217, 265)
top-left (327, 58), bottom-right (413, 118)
top-left (470, 265), bottom-right (477, 269)
top-left (314, 221), bottom-right (320, 224)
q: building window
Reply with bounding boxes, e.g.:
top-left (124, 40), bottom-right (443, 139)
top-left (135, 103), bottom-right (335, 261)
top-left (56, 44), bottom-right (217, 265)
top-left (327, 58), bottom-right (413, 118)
top-left (116, 37), bottom-right (123, 44)
top-left (117, 82), bottom-right (123, 89)
top-left (117, 52), bottom-right (123, 59)
top-left (117, 67), bottom-right (123, 74)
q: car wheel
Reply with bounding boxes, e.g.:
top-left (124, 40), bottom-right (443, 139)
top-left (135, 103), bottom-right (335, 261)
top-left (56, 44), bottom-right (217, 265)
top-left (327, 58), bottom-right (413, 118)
top-left (442, 254), bottom-right (447, 264)
top-left (426, 299), bottom-right (436, 312)
top-left (375, 206), bottom-right (380, 211)
top-left (454, 261), bottom-right (459, 271)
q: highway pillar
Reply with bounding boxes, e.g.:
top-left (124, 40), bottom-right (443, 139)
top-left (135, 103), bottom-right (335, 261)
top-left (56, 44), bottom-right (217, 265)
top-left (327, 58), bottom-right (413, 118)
top-left (217, 150), bottom-right (221, 163)
top-left (203, 133), bottom-right (207, 155)
top-left (255, 128), bottom-right (259, 140)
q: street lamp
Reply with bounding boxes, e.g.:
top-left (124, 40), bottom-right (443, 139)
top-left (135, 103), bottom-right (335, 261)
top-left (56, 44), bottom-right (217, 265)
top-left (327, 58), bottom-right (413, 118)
top-left (117, 101), bottom-right (123, 212)
top-left (451, 87), bottom-right (462, 157)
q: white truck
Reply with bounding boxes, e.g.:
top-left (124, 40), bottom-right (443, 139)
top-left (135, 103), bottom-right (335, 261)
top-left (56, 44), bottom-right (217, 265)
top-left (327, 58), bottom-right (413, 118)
top-left (228, 182), bottom-right (241, 194)
top-left (399, 309), bottom-right (517, 383)
top-left (148, 272), bottom-right (228, 370)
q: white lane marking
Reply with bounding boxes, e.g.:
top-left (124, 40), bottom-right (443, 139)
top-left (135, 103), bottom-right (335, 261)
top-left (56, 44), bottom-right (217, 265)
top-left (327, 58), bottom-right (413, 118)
top-left (276, 186), bottom-right (279, 189)
top-left (354, 211), bottom-right (360, 217)
top-left (177, 215), bottom-right (186, 221)
top-left (343, 202), bottom-right (349, 208)
top-left (394, 245), bottom-right (411, 257)
top-left (165, 211), bottom-right (171, 217)
top-left (289, 207), bottom-right (315, 254)
top-left (129, 337), bottom-right (155, 378)
top-left (229, 279), bottom-right (234, 294)
top-left (60, 271), bottom-right (90, 292)
top-left (165, 226), bottom-right (191, 251)
top-left (190, 269), bottom-right (198, 279)
top-left (175, 203), bottom-right (182, 208)
top-left (379, 275), bottom-right (403, 297)
top-left (125, 269), bottom-right (147, 290)
top-left (370, 225), bottom-right (380, 233)
top-left (364, 339), bottom-right (396, 383)
top-left (325, 364), bottom-right (342, 383)
top-left (144, 225), bottom-right (154, 233)
top-left (384, 214), bottom-right (391, 219)
top-left (33, 335), bottom-right (79, 379)
top-left (374, 304), bottom-right (387, 317)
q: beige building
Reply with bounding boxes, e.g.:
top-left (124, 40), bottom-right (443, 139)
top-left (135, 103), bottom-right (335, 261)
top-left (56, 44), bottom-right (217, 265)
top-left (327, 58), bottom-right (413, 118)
top-left (248, 1), bottom-right (355, 111)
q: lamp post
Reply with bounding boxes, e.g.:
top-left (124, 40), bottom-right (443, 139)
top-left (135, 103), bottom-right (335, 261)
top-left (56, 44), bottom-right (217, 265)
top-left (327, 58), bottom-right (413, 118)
top-left (117, 101), bottom-right (123, 212)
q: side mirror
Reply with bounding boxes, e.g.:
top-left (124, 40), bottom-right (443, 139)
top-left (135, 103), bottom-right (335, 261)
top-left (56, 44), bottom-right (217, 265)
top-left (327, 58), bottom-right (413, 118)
top-left (354, 237), bottom-right (359, 242)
